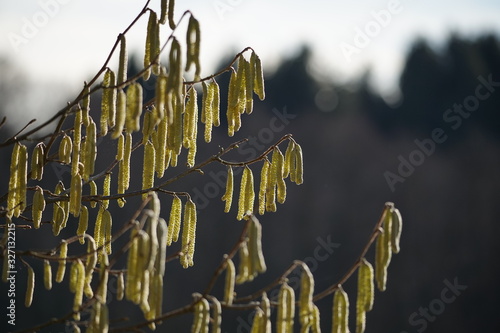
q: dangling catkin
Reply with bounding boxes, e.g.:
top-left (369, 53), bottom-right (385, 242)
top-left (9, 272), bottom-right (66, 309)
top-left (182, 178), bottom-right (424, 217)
top-left (391, 207), bottom-right (402, 254)
top-left (69, 172), bottom-right (82, 217)
top-left (185, 15), bottom-right (201, 80)
top-left (59, 134), bottom-right (72, 165)
top-left (261, 292), bottom-right (272, 332)
top-left (89, 180), bottom-right (98, 208)
top-left (250, 308), bottom-right (265, 333)
top-left (356, 258), bottom-right (374, 333)
top-left (248, 215), bottom-right (266, 275)
top-left (144, 10), bottom-right (159, 80)
top-left (311, 305), bottom-right (321, 333)
top-left (212, 80), bottom-right (220, 127)
top-left (119, 133), bottom-right (132, 194)
top-left (112, 88), bottom-right (126, 139)
top-left (258, 160), bottom-right (270, 215)
top-left (226, 70), bottom-right (238, 137)
top-left (101, 68), bottom-right (116, 136)
top-left (299, 263), bottom-right (315, 329)
top-left (73, 259), bottom-right (85, 319)
top-left (76, 205), bottom-right (88, 244)
top-left (236, 241), bottom-right (250, 284)
top-left (244, 56), bottom-right (254, 114)
top-left (167, 195), bottom-right (182, 245)
top-left (142, 141), bottom-right (156, 199)
top-left (244, 166), bottom-right (255, 216)
top-left (237, 166), bottom-right (249, 220)
top-left (25, 265), bottom-right (35, 307)
top-left (125, 228), bottom-right (140, 302)
top-left (116, 272), bottom-right (124, 301)
top-left (277, 283), bottom-right (295, 333)
top-left (252, 51), bottom-right (265, 101)
top-left (83, 120), bottom-right (97, 181)
top-left (31, 143), bottom-right (45, 180)
top-left (118, 34), bottom-right (128, 85)
top-left (155, 113), bottom-right (169, 178)
top-left (184, 86), bottom-right (198, 167)
top-left (332, 285), bottom-right (349, 333)
top-left (55, 240), bottom-right (68, 283)
top-left (82, 82), bottom-right (91, 127)
top-left (102, 173), bottom-right (111, 209)
top-left (292, 142), bottom-right (304, 185)
top-left (221, 166), bottom-right (234, 213)
top-left (43, 259), bottom-right (52, 290)
top-left (168, 0), bottom-right (175, 29)
top-left (209, 296), bottom-right (222, 333)
top-left (180, 199), bottom-right (197, 268)
top-left (32, 186), bottom-right (45, 229)
top-left (103, 209), bottom-right (113, 255)
top-left (125, 82), bottom-right (143, 133)
top-left (201, 82), bottom-right (213, 142)
top-left (375, 204), bottom-right (393, 292)
top-left (223, 258), bottom-right (235, 305)
top-left (283, 140), bottom-right (295, 179)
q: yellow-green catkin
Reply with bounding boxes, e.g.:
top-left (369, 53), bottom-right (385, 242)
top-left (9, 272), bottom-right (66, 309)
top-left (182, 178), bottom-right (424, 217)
top-left (391, 207), bottom-right (402, 254)
top-left (142, 141), bottom-right (156, 199)
top-left (77, 205), bottom-right (88, 244)
top-left (69, 172), bottom-right (82, 217)
top-left (102, 209), bottom-right (112, 255)
top-left (32, 186), bottom-right (45, 229)
top-left (25, 265), bottom-right (35, 307)
top-left (244, 55), bottom-right (254, 114)
top-left (52, 182), bottom-right (68, 236)
top-left (266, 148), bottom-right (284, 212)
top-left (250, 308), bottom-right (265, 333)
top-left (144, 10), bottom-right (158, 80)
top-left (237, 166), bottom-right (253, 220)
top-left (311, 305), bottom-right (321, 333)
top-left (252, 51), bottom-right (265, 101)
top-left (332, 285), bottom-right (349, 333)
top-left (223, 258), bottom-right (236, 305)
top-left (101, 68), bottom-right (116, 136)
top-left (184, 86), bottom-right (198, 167)
top-left (201, 82), bottom-right (213, 142)
top-left (221, 166), bottom-right (234, 213)
top-left (212, 80), bottom-right (220, 127)
top-left (356, 258), bottom-right (375, 333)
top-left (209, 296), bottom-right (222, 333)
top-left (112, 88), bottom-right (127, 139)
top-left (125, 228), bottom-right (140, 303)
top-left (125, 82), bottom-right (143, 133)
top-left (154, 115), bottom-right (168, 178)
top-left (375, 204), bottom-right (393, 292)
top-left (31, 142), bottom-right (45, 180)
top-left (89, 180), bottom-right (98, 208)
top-left (292, 142), bottom-right (304, 185)
top-left (283, 140), bottom-right (295, 179)
top-left (118, 34), bottom-right (128, 85)
top-left (248, 215), bottom-right (266, 277)
top-left (59, 134), bottom-right (72, 164)
top-left (94, 207), bottom-right (105, 252)
top-left (299, 263), bottom-right (315, 330)
top-left (102, 173), bottom-right (111, 209)
top-left (236, 241), bottom-right (250, 284)
top-left (116, 272), bottom-right (125, 301)
top-left (180, 199), bottom-right (197, 268)
top-left (167, 0), bottom-right (175, 29)
top-left (277, 283), bottom-right (295, 333)
top-left (82, 120), bottom-right (97, 181)
top-left (118, 133), bottom-right (132, 198)
top-left (167, 195), bottom-right (182, 245)
top-left (226, 69), bottom-right (238, 137)
top-left (258, 160), bottom-right (271, 215)
top-left (82, 82), bottom-right (91, 127)
top-left (261, 292), bottom-right (272, 332)
top-left (185, 15), bottom-right (201, 80)
top-left (43, 259), bottom-right (52, 290)
top-left (73, 259), bottom-right (85, 319)
top-left (56, 240), bottom-right (68, 283)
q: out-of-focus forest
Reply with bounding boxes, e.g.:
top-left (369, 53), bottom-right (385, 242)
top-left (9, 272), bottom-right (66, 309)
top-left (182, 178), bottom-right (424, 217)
top-left (1, 33), bottom-right (499, 332)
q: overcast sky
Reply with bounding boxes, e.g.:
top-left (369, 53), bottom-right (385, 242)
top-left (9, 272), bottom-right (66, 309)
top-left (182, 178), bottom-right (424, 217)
top-left (1, 0), bottom-right (500, 123)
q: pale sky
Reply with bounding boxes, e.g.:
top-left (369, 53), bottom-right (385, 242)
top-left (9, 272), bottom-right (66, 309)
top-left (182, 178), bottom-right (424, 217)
top-left (1, 0), bottom-right (499, 125)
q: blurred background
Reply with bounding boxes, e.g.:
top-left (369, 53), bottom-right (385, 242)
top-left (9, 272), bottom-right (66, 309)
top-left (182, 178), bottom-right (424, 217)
top-left (1, 0), bottom-right (500, 332)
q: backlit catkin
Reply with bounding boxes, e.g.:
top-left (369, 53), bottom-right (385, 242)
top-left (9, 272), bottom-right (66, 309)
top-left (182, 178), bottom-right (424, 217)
top-left (223, 258), bottom-right (235, 305)
top-left (32, 186), bottom-right (45, 229)
top-left (221, 166), bottom-right (234, 213)
top-left (332, 285), bottom-right (349, 333)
